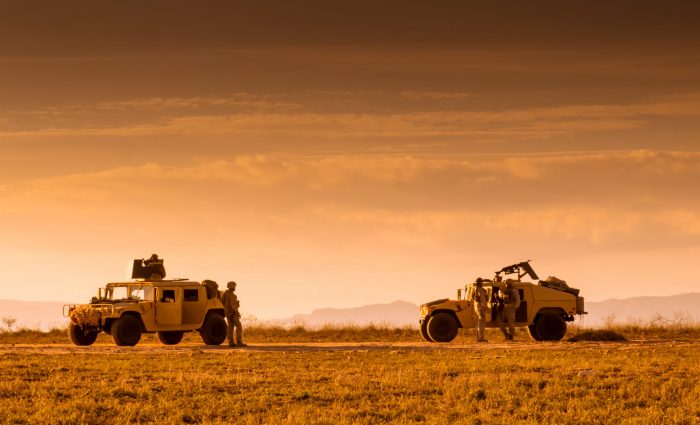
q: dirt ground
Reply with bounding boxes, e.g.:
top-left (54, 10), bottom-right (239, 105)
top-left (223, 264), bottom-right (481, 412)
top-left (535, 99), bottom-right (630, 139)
top-left (1, 339), bottom-right (696, 355)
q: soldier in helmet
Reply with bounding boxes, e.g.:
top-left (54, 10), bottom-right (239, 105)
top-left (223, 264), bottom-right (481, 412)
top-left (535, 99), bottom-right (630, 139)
top-left (497, 280), bottom-right (521, 341)
top-left (143, 254), bottom-right (166, 280)
top-left (221, 281), bottom-right (246, 347)
top-left (468, 277), bottom-right (488, 343)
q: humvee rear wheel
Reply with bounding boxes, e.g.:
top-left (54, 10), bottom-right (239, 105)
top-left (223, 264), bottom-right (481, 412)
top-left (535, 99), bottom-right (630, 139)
top-left (527, 324), bottom-right (541, 341)
top-left (534, 312), bottom-right (567, 341)
top-left (427, 312), bottom-right (459, 343)
top-left (68, 324), bottom-right (99, 346)
top-left (199, 313), bottom-right (227, 345)
top-left (111, 315), bottom-right (142, 346)
top-left (157, 331), bottom-right (184, 345)
top-left (420, 320), bottom-right (434, 342)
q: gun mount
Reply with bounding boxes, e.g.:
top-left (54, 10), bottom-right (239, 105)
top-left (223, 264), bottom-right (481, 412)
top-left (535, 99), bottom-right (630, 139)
top-left (495, 260), bottom-right (539, 282)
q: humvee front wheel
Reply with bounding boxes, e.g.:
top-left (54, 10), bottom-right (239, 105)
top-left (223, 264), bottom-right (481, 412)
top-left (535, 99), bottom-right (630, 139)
top-left (111, 315), bottom-right (142, 346)
top-left (427, 312), bottom-right (459, 343)
top-left (157, 331), bottom-right (184, 345)
top-left (199, 313), bottom-right (227, 345)
top-left (533, 312), bottom-right (567, 341)
top-left (68, 324), bottom-right (99, 346)
top-left (420, 320), bottom-right (434, 342)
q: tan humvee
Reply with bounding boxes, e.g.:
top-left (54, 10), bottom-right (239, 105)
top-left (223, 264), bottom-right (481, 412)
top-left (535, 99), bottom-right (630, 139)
top-left (64, 278), bottom-right (227, 346)
top-left (419, 261), bottom-right (586, 342)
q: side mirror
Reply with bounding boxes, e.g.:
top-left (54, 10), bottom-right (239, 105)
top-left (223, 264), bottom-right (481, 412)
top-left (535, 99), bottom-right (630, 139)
top-left (457, 289), bottom-right (462, 300)
top-left (153, 288), bottom-right (159, 302)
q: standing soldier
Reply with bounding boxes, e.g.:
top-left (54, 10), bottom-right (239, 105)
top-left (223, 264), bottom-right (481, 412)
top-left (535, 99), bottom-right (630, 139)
top-left (468, 278), bottom-right (488, 343)
top-left (221, 281), bottom-right (246, 347)
top-left (497, 280), bottom-right (520, 341)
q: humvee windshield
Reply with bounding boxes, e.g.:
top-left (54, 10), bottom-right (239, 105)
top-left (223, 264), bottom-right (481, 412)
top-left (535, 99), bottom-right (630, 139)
top-left (101, 284), bottom-right (153, 301)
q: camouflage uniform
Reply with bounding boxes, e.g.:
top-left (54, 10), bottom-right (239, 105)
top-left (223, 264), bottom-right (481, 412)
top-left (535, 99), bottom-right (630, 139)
top-left (497, 282), bottom-right (520, 340)
top-left (222, 281), bottom-right (246, 347)
top-left (468, 279), bottom-right (488, 342)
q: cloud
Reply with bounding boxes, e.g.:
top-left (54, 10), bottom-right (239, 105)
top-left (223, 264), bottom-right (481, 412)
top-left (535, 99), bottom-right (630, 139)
top-left (95, 94), bottom-right (301, 112)
top-left (2, 150), bottom-right (700, 228)
top-left (3, 93), bottom-right (700, 145)
top-left (399, 91), bottom-right (471, 101)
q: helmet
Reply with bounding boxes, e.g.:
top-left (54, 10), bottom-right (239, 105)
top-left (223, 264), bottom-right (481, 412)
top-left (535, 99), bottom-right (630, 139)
top-left (227, 281), bottom-right (237, 289)
top-left (475, 277), bottom-right (483, 286)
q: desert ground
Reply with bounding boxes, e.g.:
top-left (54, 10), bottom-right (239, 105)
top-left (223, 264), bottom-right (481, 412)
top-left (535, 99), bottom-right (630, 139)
top-left (1, 328), bottom-right (699, 425)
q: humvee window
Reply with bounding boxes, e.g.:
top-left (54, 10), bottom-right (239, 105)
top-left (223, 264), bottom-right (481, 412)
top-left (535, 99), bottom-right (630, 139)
top-left (184, 289), bottom-right (198, 302)
top-left (111, 286), bottom-right (128, 300)
top-left (130, 286), bottom-right (153, 301)
top-left (160, 289), bottom-right (176, 302)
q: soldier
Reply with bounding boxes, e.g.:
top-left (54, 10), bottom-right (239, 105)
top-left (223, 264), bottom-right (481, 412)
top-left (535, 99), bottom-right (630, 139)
top-left (143, 254), bottom-right (166, 280)
top-left (497, 280), bottom-right (520, 341)
top-left (221, 281), bottom-right (246, 347)
top-left (468, 277), bottom-right (488, 343)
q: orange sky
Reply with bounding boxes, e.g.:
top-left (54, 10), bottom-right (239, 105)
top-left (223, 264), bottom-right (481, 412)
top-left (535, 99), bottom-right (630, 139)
top-left (2, 1), bottom-right (700, 319)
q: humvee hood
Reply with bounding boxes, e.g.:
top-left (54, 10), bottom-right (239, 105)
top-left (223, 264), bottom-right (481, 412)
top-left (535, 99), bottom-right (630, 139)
top-left (422, 298), bottom-right (449, 308)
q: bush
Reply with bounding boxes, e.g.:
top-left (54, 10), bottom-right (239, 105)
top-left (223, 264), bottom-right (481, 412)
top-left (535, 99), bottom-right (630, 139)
top-left (567, 330), bottom-right (628, 342)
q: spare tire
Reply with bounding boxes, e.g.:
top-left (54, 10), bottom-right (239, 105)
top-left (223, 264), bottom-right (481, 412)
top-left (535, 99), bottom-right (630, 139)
top-left (202, 280), bottom-right (219, 300)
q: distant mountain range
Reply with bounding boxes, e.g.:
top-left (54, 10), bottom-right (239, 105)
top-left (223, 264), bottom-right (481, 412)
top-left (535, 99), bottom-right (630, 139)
top-left (1, 293), bottom-right (699, 331)
top-left (275, 293), bottom-right (700, 328)
top-left (283, 300), bottom-right (419, 327)
top-left (581, 292), bottom-right (700, 327)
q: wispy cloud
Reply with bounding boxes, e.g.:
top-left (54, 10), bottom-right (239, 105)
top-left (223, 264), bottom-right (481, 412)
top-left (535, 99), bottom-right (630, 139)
top-left (3, 94), bottom-right (700, 144)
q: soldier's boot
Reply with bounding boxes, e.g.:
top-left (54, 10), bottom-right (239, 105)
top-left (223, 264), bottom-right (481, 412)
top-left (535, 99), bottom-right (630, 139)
top-left (477, 338), bottom-right (488, 343)
top-left (236, 341), bottom-right (248, 347)
top-left (505, 334), bottom-right (514, 341)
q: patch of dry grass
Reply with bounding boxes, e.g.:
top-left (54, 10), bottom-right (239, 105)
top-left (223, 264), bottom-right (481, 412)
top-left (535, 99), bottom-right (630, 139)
top-left (2, 320), bottom-right (700, 345)
top-left (0, 343), bottom-right (698, 424)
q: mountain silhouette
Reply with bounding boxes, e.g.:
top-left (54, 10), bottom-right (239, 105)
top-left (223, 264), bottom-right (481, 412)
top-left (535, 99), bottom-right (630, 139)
top-left (2, 293), bottom-right (699, 331)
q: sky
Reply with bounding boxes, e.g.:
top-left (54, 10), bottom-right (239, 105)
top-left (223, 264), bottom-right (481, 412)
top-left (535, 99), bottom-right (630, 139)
top-left (2, 0), bottom-right (700, 319)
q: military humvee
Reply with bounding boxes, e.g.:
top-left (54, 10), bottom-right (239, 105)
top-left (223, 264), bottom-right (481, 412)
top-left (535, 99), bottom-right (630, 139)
top-left (419, 261), bottom-right (586, 342)
top-left (64, 260), bottom-right (227, 347)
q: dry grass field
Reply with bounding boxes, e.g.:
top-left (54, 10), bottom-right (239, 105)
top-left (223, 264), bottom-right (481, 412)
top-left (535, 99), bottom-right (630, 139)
top-left (1, 325), bottom-right (699, 424)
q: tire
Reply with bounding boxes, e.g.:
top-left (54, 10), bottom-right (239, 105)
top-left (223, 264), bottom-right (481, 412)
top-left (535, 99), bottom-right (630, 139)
top-left (420, 319), bottom-right (434, 342)
top-left (157, 331), bottom-right (184, 345)
top-left (534, 312), bottom-right (567, 341)
top-left (199, 313), bottom-right (227, 345)
top-left (527, 324), bottom-right (541, 341)
top-left (68, 324), bottom-right (99, 346)
top-left (426, 312), bottom-right (459, 343)
top-left (111, 315), bottom-right (142, 346)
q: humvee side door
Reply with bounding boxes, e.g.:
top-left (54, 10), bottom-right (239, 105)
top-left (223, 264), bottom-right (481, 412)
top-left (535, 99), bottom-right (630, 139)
top-left (155, 287), bottom-right (182, 325)
top-left (182, 287), bottom-right (207, 324)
